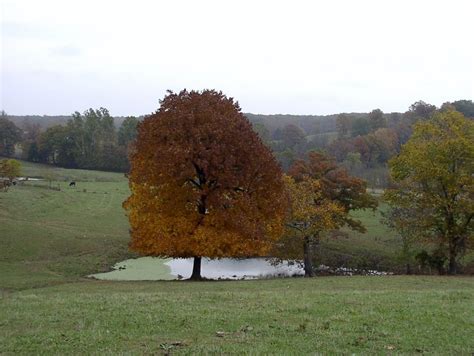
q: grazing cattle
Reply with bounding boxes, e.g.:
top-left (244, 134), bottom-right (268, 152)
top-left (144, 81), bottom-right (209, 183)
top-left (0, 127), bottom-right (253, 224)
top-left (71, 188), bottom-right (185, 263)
top-left (69, 181), bottom-right (76, 187)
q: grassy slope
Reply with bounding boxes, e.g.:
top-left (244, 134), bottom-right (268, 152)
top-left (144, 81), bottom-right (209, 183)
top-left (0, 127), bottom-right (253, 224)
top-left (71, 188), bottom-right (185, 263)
top-left (0, 162), bottom-right (133, 290)
top-left (18, 160), bottom-right (127, 182)
top-left (319, 206), bottom-right (402, 271)
top-left (1, 277), bottom-right (473, 354)
top-left (1, 161), bottom-right (404, 291)
top-left (2, 161), bottom-right (472, 289)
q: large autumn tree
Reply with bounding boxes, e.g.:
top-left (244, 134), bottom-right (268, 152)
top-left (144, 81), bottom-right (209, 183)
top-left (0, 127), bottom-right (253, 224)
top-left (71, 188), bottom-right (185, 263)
top-left (124, 90), bottom-right (288, 280)
top-left (273, 152), bottom-right (378, 276)
top-left (384, 109), bottom-right (473, 274)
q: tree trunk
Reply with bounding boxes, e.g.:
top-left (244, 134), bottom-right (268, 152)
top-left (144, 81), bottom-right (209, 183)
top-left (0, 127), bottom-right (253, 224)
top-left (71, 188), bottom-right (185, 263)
top-left (405, 263), bottom-right (412, 275)
top-left (448, 243), bottom-right (457, 275)
top-left (303, 236), bottom-right (315, 277)
top-left (190, 256), bottom-right (202, 280)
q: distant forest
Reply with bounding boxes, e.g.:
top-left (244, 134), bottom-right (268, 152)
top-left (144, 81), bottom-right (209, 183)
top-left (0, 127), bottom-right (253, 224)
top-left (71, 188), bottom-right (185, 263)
top-left (1, 99), bottom-right (473, 188)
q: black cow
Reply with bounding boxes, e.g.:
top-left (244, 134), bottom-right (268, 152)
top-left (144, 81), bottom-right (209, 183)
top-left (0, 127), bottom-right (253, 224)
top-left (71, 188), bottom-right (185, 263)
top-left (69, 181), bottom-right (76, 187)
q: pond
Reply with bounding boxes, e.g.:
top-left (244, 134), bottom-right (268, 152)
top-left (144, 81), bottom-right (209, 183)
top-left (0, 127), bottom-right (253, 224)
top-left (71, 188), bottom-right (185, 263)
top-left (89, 257), bottom-right (304, 281)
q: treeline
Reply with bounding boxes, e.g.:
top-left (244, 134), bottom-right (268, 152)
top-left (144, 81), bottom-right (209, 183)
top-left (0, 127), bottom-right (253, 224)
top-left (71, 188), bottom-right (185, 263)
top-left (1, 109), bottom-right (138, 172)
top-left (1, 99), bottom-right (473, 177)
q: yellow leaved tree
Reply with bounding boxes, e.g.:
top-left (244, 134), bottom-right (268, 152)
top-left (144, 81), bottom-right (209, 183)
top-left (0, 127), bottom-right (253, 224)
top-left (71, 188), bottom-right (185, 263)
top-left (384, 109), bottom-right (474, 274)
top-left (273, 152), bottom-right (378, 276)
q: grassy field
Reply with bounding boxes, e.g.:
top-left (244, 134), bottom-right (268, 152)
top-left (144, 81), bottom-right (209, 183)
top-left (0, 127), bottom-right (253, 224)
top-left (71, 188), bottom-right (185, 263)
top-left (1, 161), bottom-right (473, 353)
top-left (1, 277), bottom-right (473, 354)
top-left (0, 161), bottom-right (406, 291)
top-left (0, 161), bottom-right (133, 290)
top-left (317, 205), bottom-right (403, 272)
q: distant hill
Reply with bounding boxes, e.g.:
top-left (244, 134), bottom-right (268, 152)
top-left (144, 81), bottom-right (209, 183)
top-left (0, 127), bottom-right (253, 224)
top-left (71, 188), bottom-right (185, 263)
top-left (8, 115), bottom-right (71, 130)
top-left (7, 115), bottom-right (140, 130)
top-left (245, 112), bottom-right (370, 136)
top-left (6, 99), bottom-right (473, 133)
top-left (8, 112), bottom-right (372, 136)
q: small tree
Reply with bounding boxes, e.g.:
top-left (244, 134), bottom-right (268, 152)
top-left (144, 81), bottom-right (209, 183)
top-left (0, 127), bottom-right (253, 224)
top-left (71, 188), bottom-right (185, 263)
top-left (0, 159), bottom-right (22, 182)
top-left (384, 109), bottom-right (474, 274)
top-left (276, 175), bottom-right (343, 276)
top-left (382, 206), bottom-right (418, 274)
top-left (124, 90), bottom-right (288, 280)
top-left (273, 152), bottom-right (378, 276)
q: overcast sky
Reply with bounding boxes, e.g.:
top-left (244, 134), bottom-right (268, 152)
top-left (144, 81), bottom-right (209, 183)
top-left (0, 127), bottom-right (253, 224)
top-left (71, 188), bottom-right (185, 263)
top-left (1, 0), bottom-right (473, 116)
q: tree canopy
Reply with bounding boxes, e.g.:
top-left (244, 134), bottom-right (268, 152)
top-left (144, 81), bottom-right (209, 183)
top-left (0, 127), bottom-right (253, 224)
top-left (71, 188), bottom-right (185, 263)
top-left (451, 100), bottom-right (474, 118)
top-left (273, 152), bottom-right (377, 276)
top-left (0, 112), bottom-right (22, 157)
top-left (118, 116), bottom-right (139, 147)
top-left (368, 109), bottom-right (386, 131)
top-left (0, 159), bottom-right (21, 181)
top-left (384, 109), bottom-right (474, 274)
top-left (124, 89), bottom-right (288, 279)
top-left (289, 152), bottom-right (378, 232)
top-left (281, 124), bottom-right (306, 148)
top-left (274, 174), bottom-right (343, 276)
top-left (33, 109), bottom-right (133, 171)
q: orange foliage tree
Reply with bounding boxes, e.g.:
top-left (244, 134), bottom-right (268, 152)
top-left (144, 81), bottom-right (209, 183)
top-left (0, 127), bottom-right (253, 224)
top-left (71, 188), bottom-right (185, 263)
top-left (123, 90), bottom-right (288, 279)
top-left (277, 174), bottom-right (343, 276)
top-left (273, 152), bottom-right (378, 276)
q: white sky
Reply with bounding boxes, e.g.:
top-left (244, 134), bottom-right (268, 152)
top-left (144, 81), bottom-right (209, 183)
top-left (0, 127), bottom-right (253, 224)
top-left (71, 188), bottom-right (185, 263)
top-left (1, 0), bottom-right (473, 116)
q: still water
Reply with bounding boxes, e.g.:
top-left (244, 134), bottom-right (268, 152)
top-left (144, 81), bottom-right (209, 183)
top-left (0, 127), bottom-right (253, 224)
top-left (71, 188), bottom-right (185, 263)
top-left (89, 257), bottom-right (304, 280)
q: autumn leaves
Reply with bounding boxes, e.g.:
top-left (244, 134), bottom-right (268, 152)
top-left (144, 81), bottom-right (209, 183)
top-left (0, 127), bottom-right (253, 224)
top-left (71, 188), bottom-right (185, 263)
top-left (123, 90), bottom-right (383, 278)
top-left (123, 90), bottom-right (288, 279)
top-left (275, 153), bottom-right (377, 276)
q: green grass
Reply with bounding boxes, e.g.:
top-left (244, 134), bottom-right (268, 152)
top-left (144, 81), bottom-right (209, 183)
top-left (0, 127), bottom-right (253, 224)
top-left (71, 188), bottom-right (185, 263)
top-left (316, 206), bottom-right (403, 271)
top-left (0, 162), bottom-right (133, 291)
top-left (91, 257), bottom-right (175, 281)
top-left (19, 160), bottom-right (126, 182)
top-left (1, 277), bottom-right (473, 354)
top-left (1, 160), bottom-right (407, 291)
